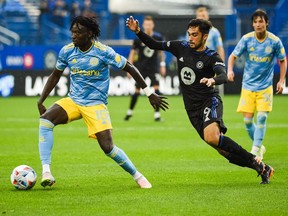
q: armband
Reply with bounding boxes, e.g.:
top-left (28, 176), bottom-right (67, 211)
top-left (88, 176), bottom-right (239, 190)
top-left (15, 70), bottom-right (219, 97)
top-left (143, 86), bottom-right (152, 97)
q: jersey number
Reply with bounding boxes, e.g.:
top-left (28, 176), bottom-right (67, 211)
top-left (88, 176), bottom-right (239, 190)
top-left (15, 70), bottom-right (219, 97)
top-left (203, 107), bottom-right (211, 122)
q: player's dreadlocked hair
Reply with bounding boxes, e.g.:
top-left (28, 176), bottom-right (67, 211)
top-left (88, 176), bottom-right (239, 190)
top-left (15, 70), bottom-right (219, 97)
top-left (187, 19), bottom-right (212, 35)
top-left (70, 16), bottom-right (101, 39)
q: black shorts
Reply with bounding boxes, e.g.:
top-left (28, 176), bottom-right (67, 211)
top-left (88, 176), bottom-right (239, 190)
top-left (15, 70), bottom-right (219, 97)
top-left (135, 72), bottom-right (159, 88)
top-left (186, 96), bottom-right (227, 140)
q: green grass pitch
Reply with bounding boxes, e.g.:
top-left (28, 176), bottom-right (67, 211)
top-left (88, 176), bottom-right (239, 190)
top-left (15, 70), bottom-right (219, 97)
top-left (0, 95), bottom-right (288, 215)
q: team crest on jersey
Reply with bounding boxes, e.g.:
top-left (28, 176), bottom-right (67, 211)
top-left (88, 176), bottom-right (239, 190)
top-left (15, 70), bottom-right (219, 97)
top-left (90, 57), bottom-right (99, 66)
top-left (265, 46), bottom-right (272, 53)
top-left (196, 61), bottom-right (204, 69)
top-left (71, 58), bottom-right (77, 63)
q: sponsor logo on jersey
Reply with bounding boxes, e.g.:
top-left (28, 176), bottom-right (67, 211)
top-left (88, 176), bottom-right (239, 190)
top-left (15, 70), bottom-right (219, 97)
top-left (249, 47), bottom-right (255, 51)
top-left (180, 67), bottom-right (196, 85)
top-left (196, 61), bottom-right (204, 69)
top-left (215, 62), bottom-right (225, 67)
top-left (143, 47), bottom-right (154, 58)
top-left (179, 57), bottom-right (184, 62)
top-left (167, 41), bottom-right (171, 47)
top-left (249, 54), bottom-right (271, 63)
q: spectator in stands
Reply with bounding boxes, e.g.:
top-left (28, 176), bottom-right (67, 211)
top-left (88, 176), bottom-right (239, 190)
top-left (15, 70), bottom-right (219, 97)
top-left (81, 0), bottom-right (96, 18)
top-left (71, 0), bottom-right (81, 20)
top-left (52, 0), bottom-right (70, 27)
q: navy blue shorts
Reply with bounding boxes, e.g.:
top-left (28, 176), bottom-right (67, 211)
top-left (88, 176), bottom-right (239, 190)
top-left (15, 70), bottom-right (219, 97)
top-left (186, 95), bottom-right (227, 140)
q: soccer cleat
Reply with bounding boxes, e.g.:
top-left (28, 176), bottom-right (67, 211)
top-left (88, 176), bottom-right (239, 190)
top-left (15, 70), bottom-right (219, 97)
top-left (260, 165), bottom-right (274, 184)
top-left (251, 147), bottom-right (259, 156)
top-left (124, 114), bottom-right (132, 121)
top-left (259, 145), bottom-right (266, 160)
top-left (135, 176), bottom-right (152, 189)
top-left (41, 172), bottom-right (55, 187)
top-left (154, 117), bottom-right (162, 122)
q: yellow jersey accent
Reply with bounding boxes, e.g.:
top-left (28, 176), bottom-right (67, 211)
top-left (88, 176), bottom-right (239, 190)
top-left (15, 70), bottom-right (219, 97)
top-left (243, 32), bottom-right (254, 38)
top-left (64, 42), bottom-right (75, 51)
top-left (94, 41), bottom-right (107, 51)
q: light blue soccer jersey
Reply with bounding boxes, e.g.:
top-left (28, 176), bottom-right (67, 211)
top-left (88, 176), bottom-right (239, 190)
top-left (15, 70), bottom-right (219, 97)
top-left (56, 41), bottom-right (127, 106)
top-left (233, 31), bottom-right (286, 91)
top-left (206, 26), bottom-right (223, 51)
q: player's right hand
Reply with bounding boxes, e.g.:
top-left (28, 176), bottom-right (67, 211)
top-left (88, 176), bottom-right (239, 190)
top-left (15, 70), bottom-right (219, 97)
top-left (126, 16), bottom-right (140, 33)
top-left (37, 102), bottom-right (47, 115)
top-left (148, 94), bottom-right (169, 111)
top-left (227, 70), bottom-right (235, 82)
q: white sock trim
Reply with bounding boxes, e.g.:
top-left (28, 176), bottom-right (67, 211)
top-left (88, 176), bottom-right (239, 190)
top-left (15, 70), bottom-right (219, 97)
top-left (43, 164), bottom-right (51, 174)
top-left (132, 171), bottom-right (142, 180)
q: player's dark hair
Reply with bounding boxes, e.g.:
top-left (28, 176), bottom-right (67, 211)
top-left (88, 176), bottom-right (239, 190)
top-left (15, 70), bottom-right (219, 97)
top-left (187, 19), bottom-right (212, 35)
top-left (251, 9), bottom-right (269, 26)
top-left (144, 15), bottom-right (154, 22)
top-left (70, 16), bottom-right (101, 39)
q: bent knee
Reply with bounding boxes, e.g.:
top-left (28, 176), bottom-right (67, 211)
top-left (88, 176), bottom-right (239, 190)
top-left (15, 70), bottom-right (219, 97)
top-left (204, 134), bottom-right (220, 146)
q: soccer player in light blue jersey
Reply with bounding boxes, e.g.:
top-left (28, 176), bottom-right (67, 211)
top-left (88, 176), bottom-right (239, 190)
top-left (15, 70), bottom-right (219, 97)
top-left (37, 16), bottom-right (168, 189)
top-left (195, 6), bottom-right (225, 61)
top-left (228, 9), bottom-right (287, 159)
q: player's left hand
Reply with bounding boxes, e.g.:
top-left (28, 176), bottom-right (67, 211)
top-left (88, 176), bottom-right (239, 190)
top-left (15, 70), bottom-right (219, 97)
top-left (148, 93), bottom-right (169, 111)
top-left (200, 78), bottom-right (215, 87)
top-left (37, 102), bottom-right (47, 115)
top-left (276, 81), bottom-right (284, 94)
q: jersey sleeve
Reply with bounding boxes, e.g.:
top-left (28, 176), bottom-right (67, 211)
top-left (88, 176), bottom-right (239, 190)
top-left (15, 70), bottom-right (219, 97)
top-left (55, 46), bottom-right (68, 71)
top-left (104, 46), bottom-right (127, 69)
top-left (275, 39), bottom-right (286, 60)
top-left (161, 40), bottom-right (183, 56)
top-left (232, 36), bottom-right (246, 58)
top-left (211, 53), bottom-right (227, 84)
top-left (211, 53), bottom-right (226, 71)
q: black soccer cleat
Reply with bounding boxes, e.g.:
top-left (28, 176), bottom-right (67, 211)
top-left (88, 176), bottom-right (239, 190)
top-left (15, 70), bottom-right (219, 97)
top-left (154, 117), bottom-right (161, 122)
top-left (124, 115), bottom-right (132, 121)
top-left (260, 165), bottom-right (274, 184)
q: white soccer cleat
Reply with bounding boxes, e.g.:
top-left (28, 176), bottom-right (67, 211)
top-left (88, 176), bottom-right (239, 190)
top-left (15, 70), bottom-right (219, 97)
top-left (251, 146), bottom-right (260, 156)
top-left (41, 172), bottom-right (55, 187)
top-left (258, 145), bottom-right (266, 160)
top-left (135, 176), bottom-right (152, 189)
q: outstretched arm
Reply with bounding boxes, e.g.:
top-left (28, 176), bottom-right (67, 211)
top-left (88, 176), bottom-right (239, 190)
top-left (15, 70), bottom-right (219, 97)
top-left (37, 69), bottom-right (62, 115)
top-left (123, 61), bottom-right (169, 111)
top-left (126, 16), bottom-right (164, 50)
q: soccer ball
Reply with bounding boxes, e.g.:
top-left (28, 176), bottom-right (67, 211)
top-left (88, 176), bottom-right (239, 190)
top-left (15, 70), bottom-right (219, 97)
top-left (10, 165), bottom-right (37, 190)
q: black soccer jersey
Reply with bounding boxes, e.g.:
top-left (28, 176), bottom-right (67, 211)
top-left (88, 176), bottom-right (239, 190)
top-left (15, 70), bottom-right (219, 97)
top-left (161, 40), bottom-right (226, 110)
top-left (132, 32), bottom-right (163, 74)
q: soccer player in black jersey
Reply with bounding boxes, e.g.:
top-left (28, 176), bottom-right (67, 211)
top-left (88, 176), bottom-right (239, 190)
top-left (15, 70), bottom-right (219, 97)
top-left (124, 16), bottom-right (166, 121)
top-left (126, 16), bottom-right (274, 184)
